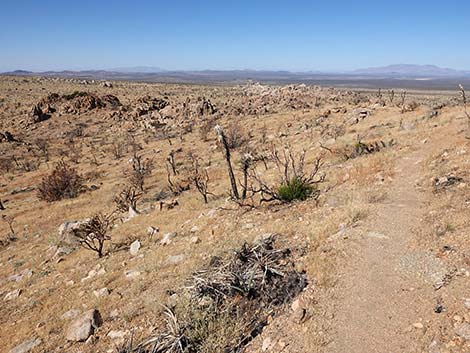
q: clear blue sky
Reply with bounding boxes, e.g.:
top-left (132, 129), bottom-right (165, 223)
top-left (1, 0), bottom-right (469, 72)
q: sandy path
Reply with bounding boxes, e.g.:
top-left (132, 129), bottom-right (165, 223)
top-left (327, 143), bottom-right (439, 353)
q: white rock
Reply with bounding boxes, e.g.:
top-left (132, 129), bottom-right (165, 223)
top-left (8, 338), bottom-right (41, 353)
top-left (125, 269), bottom-right (141, 279)
top-left (81, 267), bottom-right (105, 283)
top-left (455, 323), bottom-right (470, 341)
top-left (464, 298), bottom-right (470, 309)
top-left (262, 337), bottom-right (272, 351)
top-left (66, 309), bottom-right (102, 342)
top-left (93, 287), bottom-right (110, 298)
top-left (190, 226), bottom-right (200, 233)
top-left (124, 206), bottom-right (139, 222)
top-left (129, 240), bottom-right (141, 256)
top-left (4, 289), bottom-right (21, 301)
top-left (147, 226), bottom-right (159, 237)
top-left (61, 309), bottom-right (81, 320)
top-left (107, 330), bottom-right (126, 339)
top-left (58, 220), bottom-right (89, 245)
top-left (190, 236), bottom-right (201, 244)
top-left (8, 269), bottom-right (33, 282)
top-left (160, 232), bottom-right (177, 245)
top-left (166, 254), bottom-right (185, 265)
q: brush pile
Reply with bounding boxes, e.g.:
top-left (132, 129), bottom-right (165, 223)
top-left (119, 235), bottom-right (307, 353)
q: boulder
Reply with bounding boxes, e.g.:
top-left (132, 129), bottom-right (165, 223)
top-left (58, 220), bottom-right (89, 246)
top-left (129, 240), bottom-right (141, 256)
top-left (160, 232), bottom-right (177, 245)
top-left (8, 338), bottom-right (41, 353)
top-left (65, 309), bottom-right (102, 342)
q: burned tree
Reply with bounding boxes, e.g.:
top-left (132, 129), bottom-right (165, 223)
top-left (215, 125), bottom-right (240, 199)
top-left (127, 153), bottom-right (154, 191)
top-left (72, 212), bottom-right (116, 258)
top-left (459, 84), bottom-right (470, 121)
top-left (188, 154), bottom-right (211, 204)
top-left (114, 186), bottom-right (143, 213)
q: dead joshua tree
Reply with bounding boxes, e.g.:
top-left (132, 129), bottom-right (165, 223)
top-left (215, 125), bottom-right (240, 199)
top-left (388, 89), bottom-right (395, 105)
top-left (399, 89), bottom-right (407, 111)
top-left (459, 84), bottom-right (470, 122)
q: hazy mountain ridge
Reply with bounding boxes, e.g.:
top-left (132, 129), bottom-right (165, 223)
top-left (353, 64), bottom-right (470, 77)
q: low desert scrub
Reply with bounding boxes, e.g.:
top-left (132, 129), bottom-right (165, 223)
top-left (246, 146), bottom-right (325, 204)
top-left (72, 212), bottom-right (116, 257)
top-left (37, 161), bottom-right (84, 202)
top-left (120, 235), bottom-right (306, 353)
top-left (277, 176), bottom-right (316, 202)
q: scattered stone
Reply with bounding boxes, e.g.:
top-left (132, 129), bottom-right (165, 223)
top-left (8, 269), bottom-right (32, 282)
top-left (129, 240), bottom-right (141, 256)
top-left (366, 231), bottom-right (389, 240)
top-left (166, 254), bottom-right (185, 265)
top-left (428, 340), bottom-right (441, 353)
top-left (4, 289), bottom-right (21, 301)
top-left (125, 269), bottom-right (141, 279)
top-left (292, 306), bottom-right (306, 324)
top-left (58, 220), bottom-right (89, 246)
top-left (190, 226), bottom-right (200, 233)
top-left (464, 298), bottom-right (470, 309)
top-left (455, 323), bottom-right (470, 341)
top-left (124, 206), bottom-right (140, 222)
top-left (66, 309), bottom-right (102, 342)
top-left (413, 322), bottom-right (424, 329)
top-left (61, 309), bottom-right (81, 320)
top-left (107, 330), bottom-right (126, 339)
top-left (160, 232), bottom-right (177, 245)
top-left (190, 236), bottom-right (201, 244)
top-left (262, 337), bottom-right (272, 351)
top-left (434, 175), bottom-right (463, 190)
top-left (8, 338), bottom-right (41, 353)
top-left (147, 226), bottom-right (159, 237)
top-left (242, 223), bottom-right (255, 230)
top-left (93, 287), bottom-right (110, 298)
top-left (81, 264), bottom-right (106, 282)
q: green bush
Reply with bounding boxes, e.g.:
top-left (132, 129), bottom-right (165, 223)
top-left (277, 177), bottom-right (315, 202)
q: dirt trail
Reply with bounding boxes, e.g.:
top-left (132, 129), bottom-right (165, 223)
top-left (328, 141), bottom-right (441, 353)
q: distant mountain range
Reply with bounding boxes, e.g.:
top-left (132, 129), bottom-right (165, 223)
top-left (4, 64), bottom-right (469, 78)
top-left (3, 65), bottom-right (470, 90)
top-left (352, 64), bottom-right (470, 77)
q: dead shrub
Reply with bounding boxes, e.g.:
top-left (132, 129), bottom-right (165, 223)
top-left (246, 146), bottom-right (325, 204)
top-left (37, 161), bottom-right (84, 202)
top-left (225, 120), bottom-right (250, 150)
top-left (114, 186), bottom-right (143, 213)
top-left (123, 235), bottom-right (306, 353)
top-left (72, 212), bottom-right (116, 258)
top-left (199, 117), bottom-right (217, 142)
top-left (126, 153), bottom-right (154, 191)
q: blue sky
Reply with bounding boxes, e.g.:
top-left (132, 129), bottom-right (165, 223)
top-left (1, 0), bottom-right (469, 72)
